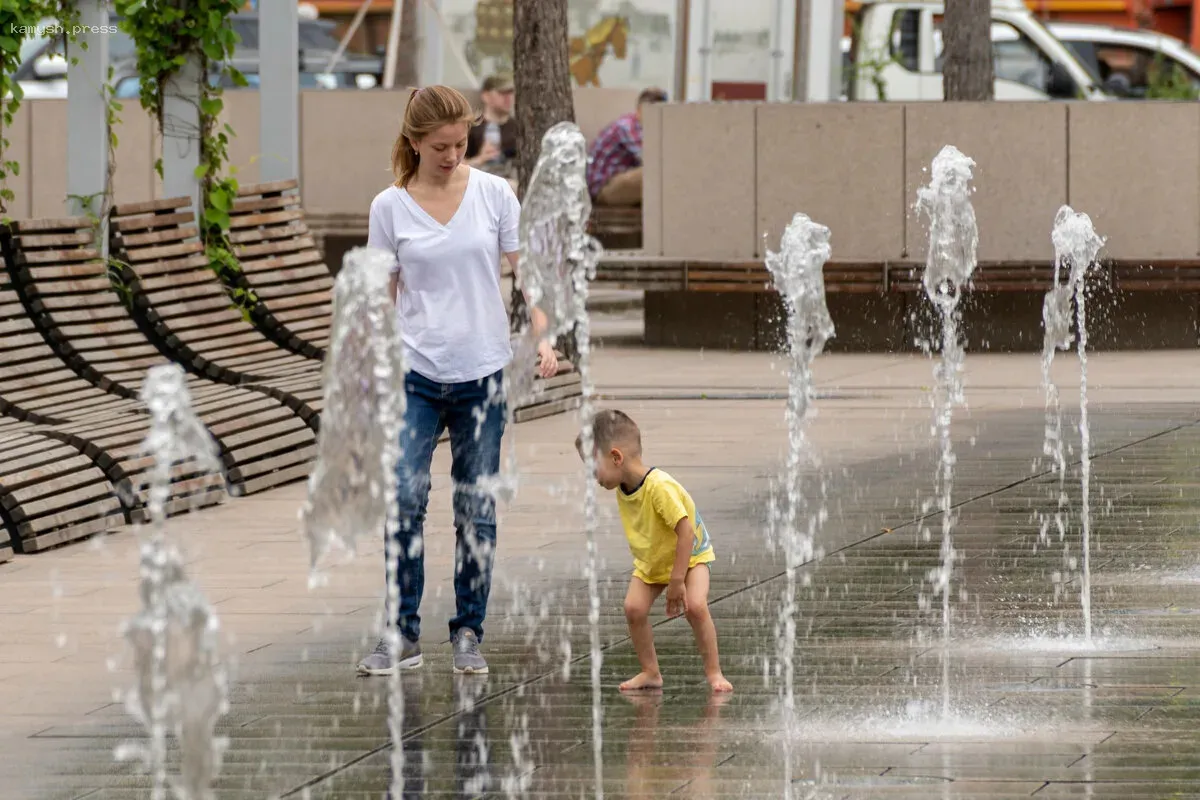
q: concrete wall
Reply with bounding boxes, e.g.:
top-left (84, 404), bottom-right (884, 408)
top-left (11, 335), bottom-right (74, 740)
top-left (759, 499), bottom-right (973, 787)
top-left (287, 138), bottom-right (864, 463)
top-left (1068, 103), bottom-right (1200, 260)
top-left (9, 87), bottom-right (643, 218)
top-left (903, 103), bottom-right (1067, 264)
top-left (757, 103), bottom-right (905, 261)
top-left (640, 101), bottom-right (1200, 264)
top-left (11, 95), bottom-right (1200, 268)
top-left (660, 103), bottom-right (757, 259)
top-left (6, 103), bottom-right (31, 220)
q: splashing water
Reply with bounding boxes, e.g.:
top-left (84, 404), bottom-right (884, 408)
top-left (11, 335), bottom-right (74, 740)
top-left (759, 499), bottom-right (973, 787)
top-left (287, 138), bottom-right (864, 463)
top-left (300, 247), bottom-right (408, 578)
top-left (115, 364), bottom-right (229, 800)
top-left (763, 213), bottom-right (835, 799)
top-left (1050, 206), bottom-right (1106, 643)
top-left (914, 145), bottom-right (978, 719)
top-left (512, 121), bottom-right (604, 797)
top-left (299, 246), bottom-right (410, 797)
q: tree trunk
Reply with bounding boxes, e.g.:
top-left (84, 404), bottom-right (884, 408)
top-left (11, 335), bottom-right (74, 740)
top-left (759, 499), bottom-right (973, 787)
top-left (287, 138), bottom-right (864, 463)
top-left (513, 0), bottom-right (575, 199)
top-left (942, 0), bottom-right (994, 101)
top-left (396, 0), bottom-right (419, 89)
top-left (511, 0), bottom-right (578, 359)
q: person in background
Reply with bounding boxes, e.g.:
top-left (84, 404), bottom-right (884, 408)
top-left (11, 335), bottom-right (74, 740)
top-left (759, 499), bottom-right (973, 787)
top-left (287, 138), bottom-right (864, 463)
top-left (586, 87), bottom-right (668, 208)
top-left (466, 72), bottom-right (519, 184)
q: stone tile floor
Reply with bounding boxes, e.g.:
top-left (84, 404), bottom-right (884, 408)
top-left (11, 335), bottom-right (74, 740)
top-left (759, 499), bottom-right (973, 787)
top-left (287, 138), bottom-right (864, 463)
top-left (4, 349), bottom-right (1200, 798)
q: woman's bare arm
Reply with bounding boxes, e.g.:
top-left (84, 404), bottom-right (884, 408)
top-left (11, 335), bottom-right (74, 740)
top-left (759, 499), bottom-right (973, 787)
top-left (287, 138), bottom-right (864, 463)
top-left (504, 251), bottom-right (548, 337)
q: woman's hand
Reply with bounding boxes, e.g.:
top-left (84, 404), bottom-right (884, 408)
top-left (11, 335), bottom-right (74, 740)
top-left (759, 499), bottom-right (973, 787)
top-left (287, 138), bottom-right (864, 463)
top-left (536, 339), bottom-right (558, 379)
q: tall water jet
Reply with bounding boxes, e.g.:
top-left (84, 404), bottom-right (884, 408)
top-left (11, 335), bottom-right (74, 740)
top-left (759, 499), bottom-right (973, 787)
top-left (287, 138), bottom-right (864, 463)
top-left (511, 121), bottom-right (603, 797)
top-left (115, 364), bottom-right (229, 800)
top-left (1039, 216), bottom-right (1076, 607)
top-left (1050, 206), bottom-right (1106, 643)
top-left (914, 145), bottom-right (978, 718)
top-left (1039, 258), bottom-right (1072, 564)
top-left (299, 247), bottom-right (409, 796)
top-left (763, 213), bottom-right (835, 799)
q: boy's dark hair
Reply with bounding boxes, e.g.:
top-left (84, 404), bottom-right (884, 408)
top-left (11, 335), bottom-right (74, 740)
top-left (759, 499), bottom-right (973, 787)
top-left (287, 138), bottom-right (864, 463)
top-left (575, 409), bottom-right (641, 455)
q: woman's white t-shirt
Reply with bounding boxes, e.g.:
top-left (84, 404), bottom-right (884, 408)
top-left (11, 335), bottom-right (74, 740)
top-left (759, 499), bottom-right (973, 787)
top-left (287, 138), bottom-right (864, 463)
top-left (367, 167), bottom-right (519, 384)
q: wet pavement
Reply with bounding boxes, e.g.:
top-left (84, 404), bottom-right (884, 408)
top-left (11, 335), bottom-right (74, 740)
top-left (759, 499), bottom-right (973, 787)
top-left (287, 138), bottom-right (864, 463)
top-left (4, 350), bottom-right (1200, 799)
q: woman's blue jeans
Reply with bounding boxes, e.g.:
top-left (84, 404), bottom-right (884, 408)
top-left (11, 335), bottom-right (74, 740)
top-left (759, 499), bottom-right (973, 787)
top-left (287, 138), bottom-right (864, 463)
top-left (392, 368), bottom-right (506, 644)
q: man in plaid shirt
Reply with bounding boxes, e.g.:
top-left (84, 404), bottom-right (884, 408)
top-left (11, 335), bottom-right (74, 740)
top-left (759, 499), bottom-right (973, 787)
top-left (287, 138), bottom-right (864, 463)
top-left (587, 87), bottom-right (668, 207)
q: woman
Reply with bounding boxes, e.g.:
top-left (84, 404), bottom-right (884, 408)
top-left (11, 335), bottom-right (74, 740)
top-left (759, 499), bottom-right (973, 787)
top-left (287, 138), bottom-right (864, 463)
top-left (359, 85), bottom-right (557, 676)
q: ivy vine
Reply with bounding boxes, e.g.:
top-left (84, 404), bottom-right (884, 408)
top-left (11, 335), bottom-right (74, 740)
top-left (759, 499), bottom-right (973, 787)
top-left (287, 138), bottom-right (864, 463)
top-left (113, 0), bottom-right (256, 317)
top-left (0, 0), bottom-right (84, 218)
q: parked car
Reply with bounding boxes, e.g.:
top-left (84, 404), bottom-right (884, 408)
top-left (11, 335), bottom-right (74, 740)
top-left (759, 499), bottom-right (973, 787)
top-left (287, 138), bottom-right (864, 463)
top-left (15, 12), bottom-right (382, 100)
top-left (848, 0), bottom-right (1109, 101)
top-left (1048, 22), bottom-right (1200, 99)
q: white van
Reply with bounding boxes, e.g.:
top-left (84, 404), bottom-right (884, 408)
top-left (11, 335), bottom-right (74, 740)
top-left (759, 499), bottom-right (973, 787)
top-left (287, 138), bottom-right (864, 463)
top-left (1049, 22), bottom-right (1200, 99)
top-left (848, 0), bottom-right (1110, 101)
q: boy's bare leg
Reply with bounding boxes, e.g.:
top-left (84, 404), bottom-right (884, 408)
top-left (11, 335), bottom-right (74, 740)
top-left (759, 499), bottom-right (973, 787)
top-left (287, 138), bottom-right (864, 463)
top-left (684, 566), bottom-right (733, 692)
top-left (621, 577), bottom-right (665, 691)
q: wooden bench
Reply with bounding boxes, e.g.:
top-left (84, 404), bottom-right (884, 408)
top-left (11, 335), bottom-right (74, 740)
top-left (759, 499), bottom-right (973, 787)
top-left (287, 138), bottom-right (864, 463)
top-left (599, 251), bottom-right (1200, 350)
top-left (588, 206), bottom-right (643, 250)
top-left (0, 221), bottom-right (232, 535)
top-left (593, 251), bottom-right (684, 291)
top-left (0, 416), bottom-right (127, 554)
top-left (229, 180), bottom-right (333, 359)
top-left (512, 355), bottom-right (583, 423)
top-left (1110, 260), bottom-right (1200, 292)
top-left (108, 197), bottom-right (322, 384)
top-left (0, 241), bottom-right (143, 424)
top-left (885, 261), bottom-right (1106, 294)
top-left (5, 216), bottom-right (321, 506)
top-left (593, 253), bottom-right (889, 294)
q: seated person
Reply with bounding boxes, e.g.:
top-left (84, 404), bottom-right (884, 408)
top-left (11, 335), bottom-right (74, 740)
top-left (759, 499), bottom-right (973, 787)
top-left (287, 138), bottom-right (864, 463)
top-left (586, 87), bottom-right (668, 207)
top-left (466, 72), bottom-right (519, 182)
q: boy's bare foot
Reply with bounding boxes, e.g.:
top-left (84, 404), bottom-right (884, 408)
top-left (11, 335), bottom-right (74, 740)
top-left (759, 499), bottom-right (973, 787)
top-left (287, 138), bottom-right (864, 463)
top-left (620, 671), bottom-right (664, 691)
top-left (708, 673), bottom-right (733, 693)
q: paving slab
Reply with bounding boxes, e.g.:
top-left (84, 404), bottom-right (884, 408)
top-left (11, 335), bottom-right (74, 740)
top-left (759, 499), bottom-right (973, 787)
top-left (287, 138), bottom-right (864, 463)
top-left (3, 348), bottom-right (1200, 798)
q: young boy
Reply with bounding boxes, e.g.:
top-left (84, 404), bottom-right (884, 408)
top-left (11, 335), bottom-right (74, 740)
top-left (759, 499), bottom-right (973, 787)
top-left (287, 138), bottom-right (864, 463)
top-left (576, 409), bottom-right (733, 693)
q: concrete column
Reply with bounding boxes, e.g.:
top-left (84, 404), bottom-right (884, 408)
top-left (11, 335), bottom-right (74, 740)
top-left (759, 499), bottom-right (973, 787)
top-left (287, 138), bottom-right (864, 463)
top-left (672, 0), bottom-right (689, 103)
top-left (382, 0), bottom-right (405, 88)
top-left (259, 0), bottom-right (300, 182)
top-left (419, 0), bottom-right (445, 86)
top-left (828, 1), bottom-right (845, 101)
top-left (161, 54), bottom-right (203, 212)
top-left (793, 0), bottom-right (843, 102)
top-left (768, 0), bottom-right (787, 101)
top-left (691, 0), bottom-right (712, 101)
top-left (66, 0), bottom-right (110, 223)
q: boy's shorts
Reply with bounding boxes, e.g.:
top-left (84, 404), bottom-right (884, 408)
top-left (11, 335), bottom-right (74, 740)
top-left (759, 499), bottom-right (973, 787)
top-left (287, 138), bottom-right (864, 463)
top-left (633, 559), bottom-right (712, 586)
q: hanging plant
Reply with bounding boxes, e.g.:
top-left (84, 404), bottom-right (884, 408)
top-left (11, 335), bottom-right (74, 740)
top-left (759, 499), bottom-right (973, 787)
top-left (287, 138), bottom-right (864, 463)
top-left (0, 0), bottom-right (85, 217)
top-left (114, 0), bottom-right (256, 316)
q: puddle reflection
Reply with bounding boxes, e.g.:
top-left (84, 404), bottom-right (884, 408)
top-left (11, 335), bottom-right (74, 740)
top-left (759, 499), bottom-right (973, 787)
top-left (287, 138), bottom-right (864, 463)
top-left (624, 692), bottom-right (730, 798)
top-left (386, 674), bottom-right (492, 799)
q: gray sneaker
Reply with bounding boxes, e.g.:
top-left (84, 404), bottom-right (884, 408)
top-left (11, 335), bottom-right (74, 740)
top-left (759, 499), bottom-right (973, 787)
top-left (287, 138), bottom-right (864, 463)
top-left (357, 635), bottom-right (422, 675)
top-left (451, 629), bottom-right (488, 674)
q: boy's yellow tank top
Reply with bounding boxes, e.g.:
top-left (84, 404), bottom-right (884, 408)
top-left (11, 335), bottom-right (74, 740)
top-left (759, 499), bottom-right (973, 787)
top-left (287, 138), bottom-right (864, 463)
top-left (616, 468), bottom-right (715, 585)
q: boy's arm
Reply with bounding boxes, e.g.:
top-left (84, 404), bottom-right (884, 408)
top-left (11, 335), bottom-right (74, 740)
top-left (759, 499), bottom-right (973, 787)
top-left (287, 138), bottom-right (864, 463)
top-left (670, 517), bottom-right (695, 585)
top-left (649, 479), bottom-right (695, 616)
top-left (665, 517), bottom-right (694, 617)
